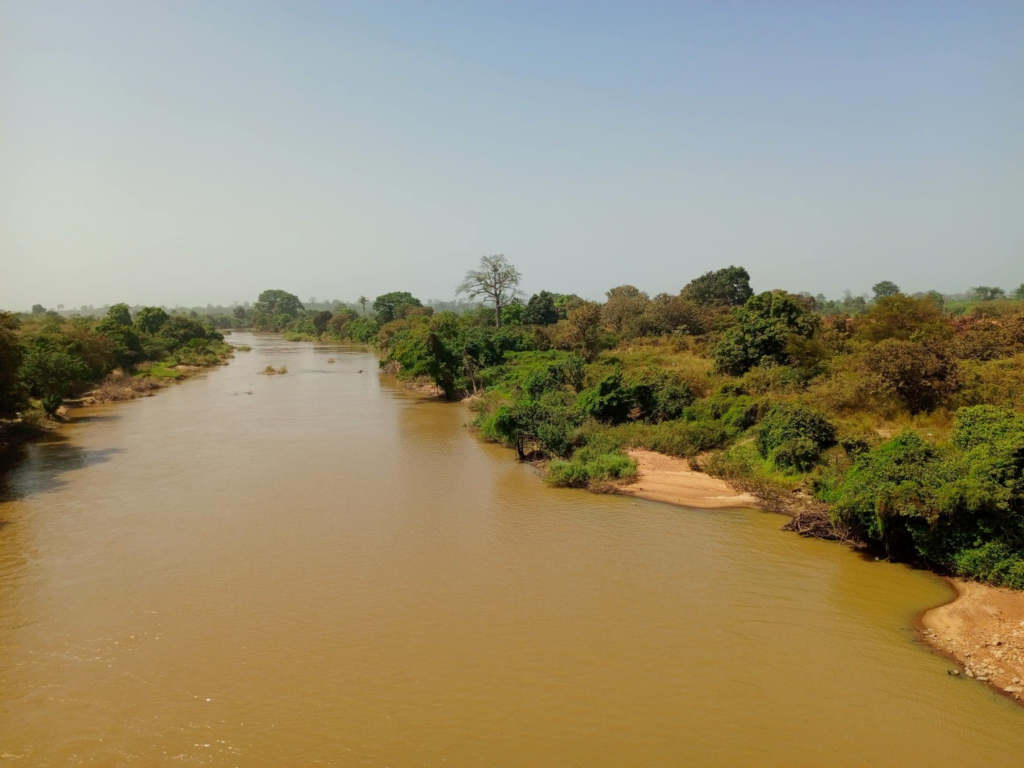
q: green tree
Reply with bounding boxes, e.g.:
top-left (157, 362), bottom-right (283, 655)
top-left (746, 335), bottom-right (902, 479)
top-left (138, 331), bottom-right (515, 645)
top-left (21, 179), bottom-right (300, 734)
top-left (501, 301), bottom-right (525, 326)
top-left (134, 306), bottom-right (169, 334)
top-left (872, 281), bottom-right (902, 300)
top-left (0, 312), bottom-right (27, 418)
top-left (358, 296), bottom-right (368, 316)
top-left (373, 292), bottom-right (422, 324)
top-left (522, 291), bottom-right (559, 325)
top-left (20, 344), bottom-right (90, 414)
top-left (972, 286), bottom-right (1006, 302)
top-left (1014, 284), bottom-right (1024, 300)
top-left (232, 305), bottom-right (249, 322)
top-left (97, 307), bottom-right (144, 368)
top-left (681, 266), bottom-right (753, 307)
top-left (105, 303), bottom-right (133, 326)
top-left (254, 289), bottom-right (304, 318)
top-left (456, 254), bottom-right (522, 328)
top-left (31, 304), bottom-right (46, 315)
top-left (713, 291), bottom-right (818, 375)
top-left (755, 402), bottom-right (838, 471)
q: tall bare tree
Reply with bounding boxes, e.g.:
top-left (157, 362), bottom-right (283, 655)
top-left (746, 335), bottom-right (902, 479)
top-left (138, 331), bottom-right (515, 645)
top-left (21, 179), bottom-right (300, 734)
top-left (455, 254), bottom-right (522, 327)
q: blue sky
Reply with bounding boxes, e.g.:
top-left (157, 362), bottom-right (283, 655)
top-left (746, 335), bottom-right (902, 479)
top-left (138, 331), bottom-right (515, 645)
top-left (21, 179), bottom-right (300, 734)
top-left (2, 1), bottom-right (1022, 309)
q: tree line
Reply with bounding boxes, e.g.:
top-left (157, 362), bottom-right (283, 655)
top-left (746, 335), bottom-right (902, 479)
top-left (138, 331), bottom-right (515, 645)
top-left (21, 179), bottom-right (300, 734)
top-left (0, 304), bottom-right (228, 421)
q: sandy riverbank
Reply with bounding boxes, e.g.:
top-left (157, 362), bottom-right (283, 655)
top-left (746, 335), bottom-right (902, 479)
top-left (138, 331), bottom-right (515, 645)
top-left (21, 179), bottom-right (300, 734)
top-left (921, 579), bottom-right (1024, 703)
top-left (618, 450), bottom-right (758, 509)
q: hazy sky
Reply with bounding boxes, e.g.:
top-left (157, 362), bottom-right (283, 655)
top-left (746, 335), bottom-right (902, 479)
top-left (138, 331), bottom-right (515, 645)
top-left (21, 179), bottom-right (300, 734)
top-left (2, 1), bottom-right (1022, 310)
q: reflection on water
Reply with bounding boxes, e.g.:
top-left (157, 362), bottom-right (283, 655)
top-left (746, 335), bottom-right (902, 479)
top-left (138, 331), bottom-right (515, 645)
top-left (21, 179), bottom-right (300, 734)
top-left (0, 437), bottom-right (122, 503)
top-left (0, 332), bottom-right (1021, 767)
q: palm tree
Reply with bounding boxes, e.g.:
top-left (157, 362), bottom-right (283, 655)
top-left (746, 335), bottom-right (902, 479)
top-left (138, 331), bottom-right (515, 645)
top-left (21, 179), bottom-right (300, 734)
top-left (358, 296), bottom-right (368, 316)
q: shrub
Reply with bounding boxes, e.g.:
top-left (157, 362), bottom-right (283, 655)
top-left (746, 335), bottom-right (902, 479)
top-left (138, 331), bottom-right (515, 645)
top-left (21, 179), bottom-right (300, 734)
top-left (862, 339), bottom-right (960, 413)
top-left (951, 542), bottom-right (1024, 590)
top-left (820, 431), bottom-right (947, 550)
top-left (756, 402), bottom-right (837, 472)
top-left (20, 344), bottom-right (91, 414)
top-left (713, 291), bottom-right (818, 375)
top-left (577, 372), bottom-right (631, 424)
top-left (950, 404), bottom-right (1024, 450)
top-left (607, 419), bottom-right (736, 458)
top-left (546, 446), bottom-right (637, 489)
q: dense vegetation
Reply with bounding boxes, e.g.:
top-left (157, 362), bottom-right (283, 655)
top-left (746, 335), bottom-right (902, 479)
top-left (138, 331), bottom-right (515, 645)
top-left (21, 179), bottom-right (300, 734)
top-left (0, 304), bottom-right (230, 431)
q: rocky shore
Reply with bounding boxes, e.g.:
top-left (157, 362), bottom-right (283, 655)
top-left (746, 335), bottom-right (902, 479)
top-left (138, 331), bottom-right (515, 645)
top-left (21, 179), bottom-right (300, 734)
top-left (921, 579), bottom-right (1024, 705)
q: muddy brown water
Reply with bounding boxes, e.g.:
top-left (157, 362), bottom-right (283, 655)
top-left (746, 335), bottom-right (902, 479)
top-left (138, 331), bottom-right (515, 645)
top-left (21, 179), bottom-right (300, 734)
top-left (1, 333), bottom-right (1022, 767)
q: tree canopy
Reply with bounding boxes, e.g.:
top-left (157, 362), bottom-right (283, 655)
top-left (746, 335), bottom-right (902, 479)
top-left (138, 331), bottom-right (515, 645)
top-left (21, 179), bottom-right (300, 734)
top-left (680, 266), bottom-right (753, 307)
top-left (254, 289), bottom-right (304, 318)
top-left (871, 280), bottom-right (901, 299)
top-left (373, 292), bottom-right (423, 324)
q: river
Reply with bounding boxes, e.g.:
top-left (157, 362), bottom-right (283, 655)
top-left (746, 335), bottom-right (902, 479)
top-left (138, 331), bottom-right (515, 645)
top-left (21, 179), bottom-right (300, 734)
top-left (1, 332), bottom-right (1021, 766)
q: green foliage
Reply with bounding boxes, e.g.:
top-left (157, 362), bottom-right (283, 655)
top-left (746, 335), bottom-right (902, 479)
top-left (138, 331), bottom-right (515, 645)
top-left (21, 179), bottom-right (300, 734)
top-left (714, 291), bottom-right (818, 375)
top-left (0, 312), bottom-right (26, 418)
top-left (487, 350), bottom-right (586, 399)
top-left (546, 446), bottom-right (637, 489)
top-left (134, 306), bottom-right (169, 334)
top-left (681, 265), bottom-right (753, 307)
top-left (501, 301), bottom-right (525, 326)
top-left (96, 316), bottom-right (144, 368)
top-left (819, 431), bottom-right (946, 543)
top-left (373, 292), bottom-right (422, 324)
top-left (21, 344), bottom-right (91, 414)
top-left (607, 419), bottom-right (735, 458)
top-left (105, 303), bottom-right (133, 327)
top-left (523, 291), bottom-right (559, 325)
top-left (821, 412), bottom-right (1024, 588)
top-left (872, 280), bottom-right (901, 299)
top-left (576, 372), bottom-right (631, 423)
top-left (950, 543), bottom-right (1024, 590)
top-left (951, 405), bottom-right (1024, 450)
top-left (254, 289), bottom-right (304, 318)
top-left (755, 402), bottom-right (838, 471)
top-left (157, 316), bottom-right (223, 347)
top-left (477, 397), bottom-right (583, 458)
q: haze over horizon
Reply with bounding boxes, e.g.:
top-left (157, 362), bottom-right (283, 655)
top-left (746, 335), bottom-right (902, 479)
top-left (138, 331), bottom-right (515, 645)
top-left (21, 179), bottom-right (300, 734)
top-left (3, 1), bottom-right (1022, 310)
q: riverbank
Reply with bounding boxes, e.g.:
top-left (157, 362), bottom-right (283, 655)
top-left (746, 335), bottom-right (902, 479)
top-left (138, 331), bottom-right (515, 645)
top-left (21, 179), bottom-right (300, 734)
top-left (921, 580), bottom-right (1024, 704)
top-left (619, 450), bottom-right (757, 509)
top-left (613, 444), bottom-right (1024, 706)
top-left (0, 359), bottom-right (231, 460)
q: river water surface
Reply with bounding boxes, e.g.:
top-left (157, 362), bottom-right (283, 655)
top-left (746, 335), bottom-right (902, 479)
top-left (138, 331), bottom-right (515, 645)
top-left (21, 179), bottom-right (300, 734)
top-left (1, 333), bottom-right (1022, 766)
